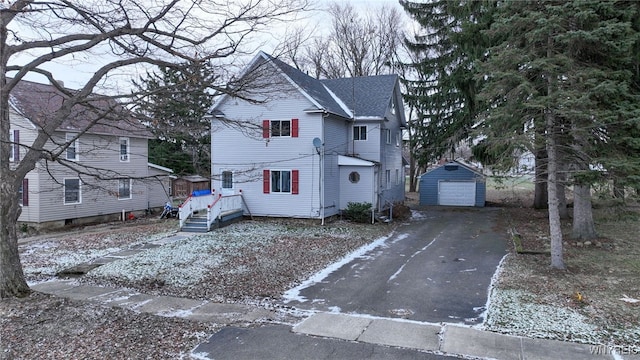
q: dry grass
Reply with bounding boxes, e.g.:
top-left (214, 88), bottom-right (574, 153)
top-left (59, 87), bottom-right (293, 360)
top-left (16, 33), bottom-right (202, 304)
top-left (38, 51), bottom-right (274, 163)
top-left (485, 179), bottom-right (640, 347)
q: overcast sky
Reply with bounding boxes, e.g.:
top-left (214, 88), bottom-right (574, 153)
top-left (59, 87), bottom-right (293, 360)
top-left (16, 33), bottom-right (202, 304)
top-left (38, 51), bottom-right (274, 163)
top-left (13, 0), bottom-right (407, 90)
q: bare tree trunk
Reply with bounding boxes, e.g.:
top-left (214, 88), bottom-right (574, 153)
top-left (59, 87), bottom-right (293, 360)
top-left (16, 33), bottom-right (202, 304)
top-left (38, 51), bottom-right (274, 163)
top-left (0, 184), bottom-right (31, 298)
top-left (572, 184), bottom-right (597, 240)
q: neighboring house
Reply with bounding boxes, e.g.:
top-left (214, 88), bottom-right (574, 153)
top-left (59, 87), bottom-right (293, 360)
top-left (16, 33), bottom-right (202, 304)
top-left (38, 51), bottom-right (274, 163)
top-left (209, 51), bottom-right (406, 220)
top-left (419, 160), bottom-right (486, 207)
top-left (9, 79), bottom-right (172, 228)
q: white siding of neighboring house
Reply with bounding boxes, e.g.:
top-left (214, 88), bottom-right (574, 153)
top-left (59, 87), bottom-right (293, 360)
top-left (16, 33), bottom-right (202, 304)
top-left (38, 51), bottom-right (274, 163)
top-left (10, 109), bottom-right (41, 222)
top-left (22, 133), bottom-right (150, 223)
top-left (211, 83), bottom-right (327, 218)
top-left (147, 164), bottom-right (173, 209)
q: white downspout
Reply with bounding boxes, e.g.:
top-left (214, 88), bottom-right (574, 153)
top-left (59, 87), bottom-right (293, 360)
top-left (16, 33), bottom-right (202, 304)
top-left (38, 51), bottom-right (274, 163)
top-left (321, 113), bottom-right (326, 226)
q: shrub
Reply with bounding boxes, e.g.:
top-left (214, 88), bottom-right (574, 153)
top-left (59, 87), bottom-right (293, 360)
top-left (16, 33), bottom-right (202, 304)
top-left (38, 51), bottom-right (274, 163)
top-left (344, 202), bottom-right (372, 223)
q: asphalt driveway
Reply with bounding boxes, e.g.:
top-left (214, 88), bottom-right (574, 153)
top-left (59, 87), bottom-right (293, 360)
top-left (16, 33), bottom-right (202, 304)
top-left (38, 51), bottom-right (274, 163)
top-left (283, 207), bottom-right (509, 325)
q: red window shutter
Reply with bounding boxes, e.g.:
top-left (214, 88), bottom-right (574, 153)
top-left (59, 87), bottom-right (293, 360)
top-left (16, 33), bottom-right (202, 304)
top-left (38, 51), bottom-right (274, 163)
top-left (262, 120), bottom-right (270, 138)
top-left (292, 170), bottom-right (299, 194)
top-left (22, 178), bottom-right (29, 206)
top-left (263, 169), bottom-right (270, 193)
top-left (13, 130), bottom-right (19, 161)
top-left (291, 118), bottom-right (299, 137)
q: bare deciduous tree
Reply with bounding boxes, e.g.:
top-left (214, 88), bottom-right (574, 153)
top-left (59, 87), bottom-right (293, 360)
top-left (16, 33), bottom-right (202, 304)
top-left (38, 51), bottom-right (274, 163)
top-left (279, 2), bottom-right (404, 79)
top-left (0, 0), bottom-right (308, 298)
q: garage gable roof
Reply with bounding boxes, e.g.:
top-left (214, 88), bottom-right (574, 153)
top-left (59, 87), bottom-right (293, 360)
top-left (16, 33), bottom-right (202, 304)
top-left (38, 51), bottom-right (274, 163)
top-left (425, 160), bottom-right (484, 177)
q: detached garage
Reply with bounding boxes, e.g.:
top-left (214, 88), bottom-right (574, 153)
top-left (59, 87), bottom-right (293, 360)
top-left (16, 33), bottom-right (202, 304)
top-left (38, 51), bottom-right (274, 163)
top-left (419, 161), bottom-right (486, 207)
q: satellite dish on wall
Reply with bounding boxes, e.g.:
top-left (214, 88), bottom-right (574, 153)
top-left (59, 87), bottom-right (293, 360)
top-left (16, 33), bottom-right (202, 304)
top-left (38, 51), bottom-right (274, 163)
top-left (312, 137), bottom-right (322, 148)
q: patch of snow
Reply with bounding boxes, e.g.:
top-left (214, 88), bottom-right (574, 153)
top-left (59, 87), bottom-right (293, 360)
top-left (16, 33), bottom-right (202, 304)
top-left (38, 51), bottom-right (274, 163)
top-left (460, 268), bottom-right (477, 273)
top-left (483, 288), bottom-right (600, 343)
top-left (410, 210), bottom-right (428, 220)
top-left (390, 233), bottom-right (410, 244)
top-left (474, 254), bottom-right (508, 329)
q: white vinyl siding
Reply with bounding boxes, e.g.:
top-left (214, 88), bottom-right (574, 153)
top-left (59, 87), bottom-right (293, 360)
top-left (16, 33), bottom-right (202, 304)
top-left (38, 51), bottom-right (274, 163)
top-left (211, 80), bottom-right (330, 218)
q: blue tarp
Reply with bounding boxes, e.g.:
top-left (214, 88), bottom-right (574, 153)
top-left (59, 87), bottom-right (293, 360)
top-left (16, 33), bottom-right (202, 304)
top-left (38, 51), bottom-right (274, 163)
top-left (191, 189), bottom-right (212, 197)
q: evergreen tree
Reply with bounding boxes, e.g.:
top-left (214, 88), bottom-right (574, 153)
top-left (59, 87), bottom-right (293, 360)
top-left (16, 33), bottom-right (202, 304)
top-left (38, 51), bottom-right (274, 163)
top-left (133, 61), bottom-right (214, 176)
top-left (478, 0), bottom-right (640, 267)
top-left (400, 0), bottom-right (495, 170)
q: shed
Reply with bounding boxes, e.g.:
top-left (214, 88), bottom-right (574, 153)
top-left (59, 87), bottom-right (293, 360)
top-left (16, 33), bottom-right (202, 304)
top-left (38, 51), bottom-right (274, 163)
top-left (419, 161), bottom-right (485, 207)
top-left (172, 175), bottom-right (211, 199)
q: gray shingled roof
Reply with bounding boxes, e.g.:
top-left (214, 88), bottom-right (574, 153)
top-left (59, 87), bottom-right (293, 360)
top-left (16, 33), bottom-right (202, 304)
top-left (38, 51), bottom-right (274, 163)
top-left (263, 54), bottom-right (352, 119)
top-left (212, 52), bottom-right (400, 121)
top-left (321, 75), bottom-right (398, 118)
top-left (9, 79), bottom-right (151, 138)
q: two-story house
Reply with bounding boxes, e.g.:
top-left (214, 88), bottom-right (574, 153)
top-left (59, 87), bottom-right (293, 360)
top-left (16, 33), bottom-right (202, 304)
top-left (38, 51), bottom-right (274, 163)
top-left (9, 79), bottom-right (173, 229)
top-left (209, 52), bottom-right (406, 221)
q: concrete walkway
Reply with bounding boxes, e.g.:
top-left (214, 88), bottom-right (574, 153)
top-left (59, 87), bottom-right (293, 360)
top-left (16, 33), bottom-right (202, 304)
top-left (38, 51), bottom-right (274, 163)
top-left (31, 280), bottom-right (621, 359)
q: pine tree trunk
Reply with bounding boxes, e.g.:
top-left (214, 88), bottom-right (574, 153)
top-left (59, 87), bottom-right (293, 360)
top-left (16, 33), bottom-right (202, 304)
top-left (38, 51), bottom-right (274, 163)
top-left (533, 147), bottom-right (548, 209)
top-left (545, 32), bottom-right (564, 270)
top-left (547, 135), bottom-right (565, 269)
top-left (557, 164), bottom-right (569, 219)
top-left (572, 184), bottom-right (597, 240)
top-left (0, 184), bottom-right (31, 298)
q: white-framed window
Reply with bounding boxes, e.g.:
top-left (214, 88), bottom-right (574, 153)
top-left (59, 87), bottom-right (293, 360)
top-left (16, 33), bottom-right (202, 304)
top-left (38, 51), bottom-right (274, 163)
top-left (385, 170), bottom-right (391, 189)
top-left (263, 169), bottom-right (299, 194)
top-left (118, 179), bottom-right (131, 199)
top-left (222, 171), bottom-right (233, 189)
top-left (66, 133), bottom-right (79, 161)
top-left (396, 169), bottom-right (400, 185)
top-left (385, 129), bottom-right (391, 144)
top-left (271, 170), bottom-right (291, 193)
top-left (396, 131), bottom-right (401, 147)
top-left (270, 120), bottom-right (291, 137)
top-left (354, 125), bottom-right (367, 141)
top-left (119, 137), bottom-right (129, 162)
top-left (64, 178), bottom-right (81, 204)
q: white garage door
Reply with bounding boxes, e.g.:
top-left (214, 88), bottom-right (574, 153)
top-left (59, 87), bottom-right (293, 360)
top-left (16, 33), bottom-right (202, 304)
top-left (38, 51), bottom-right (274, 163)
top-left (438, 181), bottom-right (476, 206)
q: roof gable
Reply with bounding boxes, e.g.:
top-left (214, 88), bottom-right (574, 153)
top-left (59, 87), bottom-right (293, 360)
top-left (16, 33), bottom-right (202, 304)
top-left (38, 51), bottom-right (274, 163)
top-left (9, 79), bottom-right (151, 138)
top-left (211, 52), bottom-right (403, 122)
